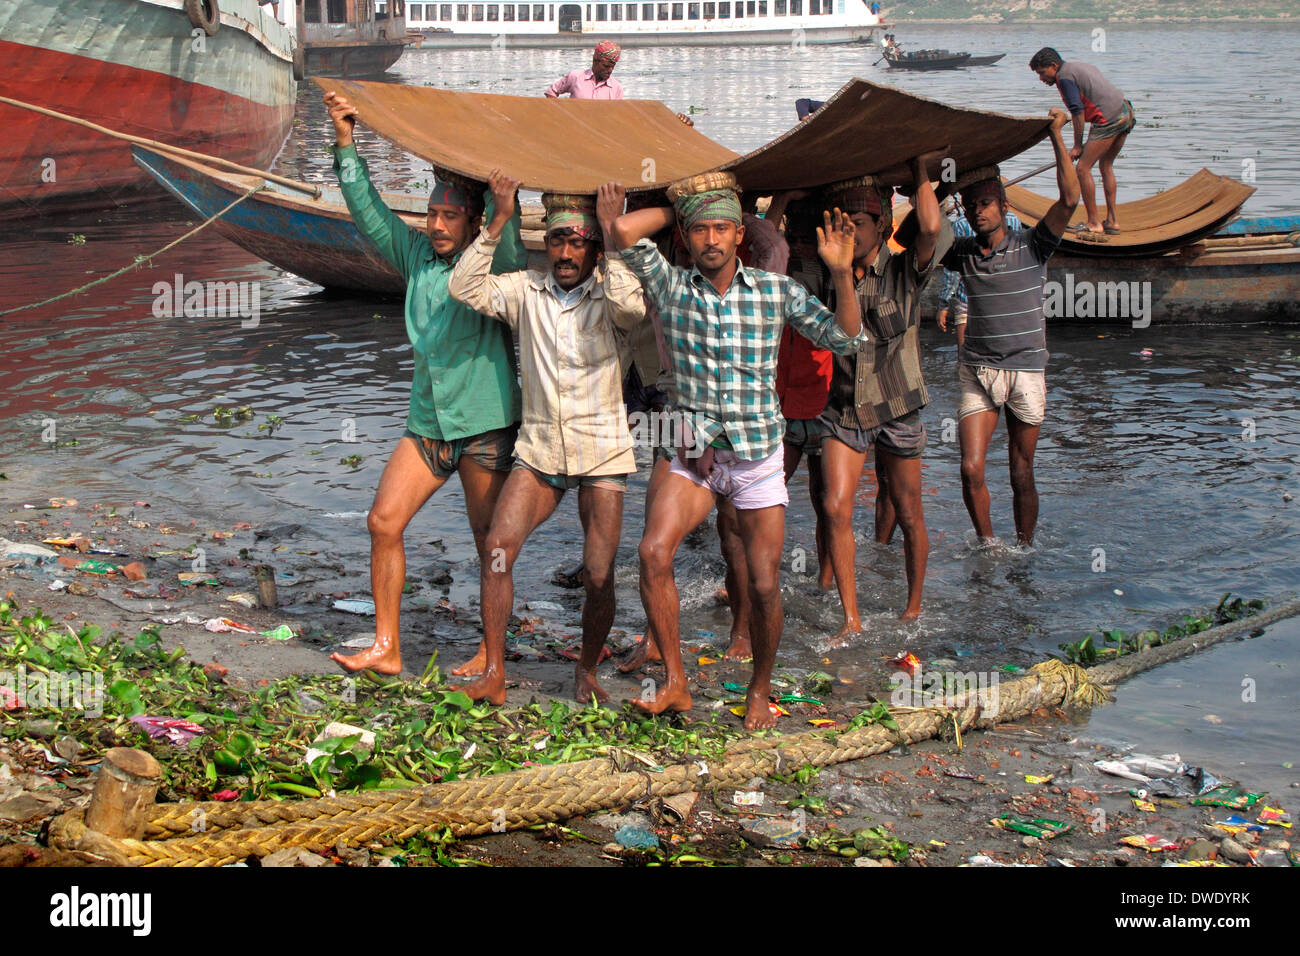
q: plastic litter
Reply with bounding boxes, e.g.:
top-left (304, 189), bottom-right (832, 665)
top-left (1257, 806), bottom-right (1291, 828)
top-left (0, 538), bottom-right (58, 564)
top-left (1193, 786), bottom-right (1264, 810)
top-left (178, 572), bottom-right (219, 586)
top-left (130, 716), bottom-right (206, 746)
top-left (204, 618), bottom-right (257, 634)
top-left (733, 790), bottom-right (764, 807)
top-left (48, 580), bottom-right (67, 591)
top-left (227, 593), bottom-right (258, 608)
top-left (990, 814), bottom-right (1071, 839)
top-left (304, 721), bottom-right (375, 766)
top-left (1210, 815), bottom-right (1265, 835)
top-left (261, 624), bottom-right (295, 641)
top-left (730, 702), bottom-right (788, 719)
top-left (614, 825), bottom-right (659, 850)
top-left (332, 599), bottom-right (376, 615)
top-left (890, 651), bottom-right (921, 675)
top-left (1119, 834), bottom-right (1180, 852)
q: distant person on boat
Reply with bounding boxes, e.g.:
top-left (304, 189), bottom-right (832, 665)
top-left (544, 41), bottom-right (625, 100)
top-left (1030, 47), bottom-right (1136, 237)
top-left (322, 91), bottom-right (527, 677)
top-left (941, 109), bottom-right (1080, 547)
top-left (816, 155), bottom-right (950, 629)
top-left (447, 179), bottom-right (647, 706)
top-left (610, 172), bottom-right (866, 730)
top-left (937, 198), bottom-right (1022, 348)
top-left (795, 98), bottom-right (826, 122)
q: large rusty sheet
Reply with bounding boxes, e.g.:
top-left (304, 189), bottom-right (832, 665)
top-left (313, 77), bottom-right (739, 194)
top-left (716, 78), bottom-right (1054, 191)
top-left (313, 77), bottom-right (1051, 194)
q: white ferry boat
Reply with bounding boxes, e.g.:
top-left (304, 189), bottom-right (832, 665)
top-left (381, 0), bottom-right (887, 48)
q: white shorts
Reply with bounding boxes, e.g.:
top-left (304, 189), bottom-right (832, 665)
top-left (669, 445), bottom-right (789, 510)
top-left (958, 364), bottom-right (1047, 427)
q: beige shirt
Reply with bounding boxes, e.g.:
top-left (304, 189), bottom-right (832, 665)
top-left (450, 232), bottom-right (647, 476)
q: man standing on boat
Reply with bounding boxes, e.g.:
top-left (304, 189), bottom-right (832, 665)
top-left (544, 41), bottom-right (625, 100)
top-left (1029, 47), bottom-right (1135, 236)
top-left (942, 109), bottom-right (1080, 548)
top-left (816, 156), bottom-right (950, 631)
top-left (447, 179), bottom-right (647, 706)
top-left (609, 173), bottom-right (866, 731)
top-left (322, 91), bottom-right (527, 677)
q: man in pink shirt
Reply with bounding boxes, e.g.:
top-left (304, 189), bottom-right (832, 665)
top-left (544, 41), bottom-right (624, 100)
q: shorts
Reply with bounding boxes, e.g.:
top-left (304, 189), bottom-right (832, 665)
top-left (623, 364), bottom-right (670, 418)
top-left (1089, 99), bottom-right (1136, 142)
top-left (515, 460), bottom-right (627, 493)
top-left (668, 445), bottom-right (788, 510)
top-left (784, 417), bottom-right (825, 456)
top-left (405, 424), bottom-right (518, 480)
top-left (958, 364), bottom-right (1047, 427)
top-left (818, 408), bottom-right (927, 459)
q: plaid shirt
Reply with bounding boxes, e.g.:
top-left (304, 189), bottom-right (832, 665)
top-left (619, 239), bottom-right (865, 461)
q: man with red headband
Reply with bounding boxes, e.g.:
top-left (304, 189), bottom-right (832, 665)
top-left (322, 90), bottom-right (526, 677)
top-left (816, 152), bottom-right (950, 632)
top-left (447, 178), bottom-right (646, 706)
top-left (545, 41), bottom-right (625, 100)
top-left (940, 110), bottom-right (1080, 548)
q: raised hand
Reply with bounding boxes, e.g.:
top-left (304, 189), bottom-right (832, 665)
top-left (816, 207), bottom-right (857, 273)
top-left (1049, 107), bottom-right (1070, 132)
top-left (596, 182), bottom-right (626, 238)
top-left (322, 91), bottom-right (358, 147)
top-left (487, 168), bottom-right (521, 221)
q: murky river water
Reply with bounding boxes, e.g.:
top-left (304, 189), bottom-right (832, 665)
top-left (1, 22), bottom-right (1297, 793)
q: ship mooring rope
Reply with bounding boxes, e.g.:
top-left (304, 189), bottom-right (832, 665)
top-left (47, 596), bottom-right (1300, 866)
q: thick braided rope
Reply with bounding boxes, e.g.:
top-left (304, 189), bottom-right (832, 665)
top-left (53, 598), bottom-right (1300, 864)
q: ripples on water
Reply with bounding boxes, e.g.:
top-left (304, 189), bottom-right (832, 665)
top-left (1, 23), bottom-right (1297, 781)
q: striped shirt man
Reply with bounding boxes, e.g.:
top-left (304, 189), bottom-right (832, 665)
top-left (619, 238), bottom-right (867, 461)
top-left (941, 220), bottom-right (1062, 372)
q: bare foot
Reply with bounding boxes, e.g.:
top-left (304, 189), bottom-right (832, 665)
top-left (573, 664), bottom-right (609, 705)
top-left (827, 618), bottom-right (862, 649)
top-left (330, 636), bottom-right (402, 675)
top-left (451, 642), bottom-right (487, 677)
top-left (452, 670), bottom-right (506, 705)
top-left (743, 683), bottom-right (777, 731)
top-left (630, 680), bottom-right (692, 716)
top-left (899, 605), bottom-right (922, 622)
top-left (617, 635), bottom-right (662, 673)
top-left (724, 633), bottom-right (752, 661)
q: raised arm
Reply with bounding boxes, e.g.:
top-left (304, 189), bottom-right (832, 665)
top-left (447, 168), bottom-right (527, 329)
top-left (1039, 109), bottom-right (1082, 239)
top-left (324, 90), bottom-right (426, 281)
top-left (596, 182), bottom-right (648, 331)
top-left (815, 208), bottom-right (863, 340)
top-left (610, 204), bottom-right (675, 252)
top-left (909, 147), bottom-right (947, 270)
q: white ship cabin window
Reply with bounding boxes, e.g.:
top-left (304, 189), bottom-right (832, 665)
top-left (656, 2), bottom-right (666, 17)
top-left (688, 2), bottom-right (698, 19)
top-left (791, 0), bottom-right (801, 12)
top-left (503, 3), bottom-right (514, 18)
top-left (549, 4), bottom-right (555, 19)
top-left (611, 4), bottom-right (623, 19)
top-left (486, 1), bottom-right (497, 16)
top-left (758, 0), bottom-right (767, 14)
top-left (746, 1), bottom-right (755, 14)
top-left (719, 0), bottom-right (729, 15)
top-left (536, 4), bottom-right (547, 18)
top-left (457, 3), bottom-right (468, 18)
top-left (704, 0), bottom-right (714, 16)
top-left (595, 2), bottom-right (605, 17)
top-left (586, 4), bottom-right (592, 16)
top-left (775, 0), bottom-right (785, 13)
top-left (626, 4), bottom-right (637, 19)
top-left (472, 2), bottom-right (484, 17)
top-left (407, 2), bottom-right (419, 16)
top-left (440, 3), bottom-right (450, 17)
top-left (734, 0), bottom-right (742, 14)
top-left (671, 2), bottom-right (682, 17)
top-left (643, 2), bottom-right (654, 17)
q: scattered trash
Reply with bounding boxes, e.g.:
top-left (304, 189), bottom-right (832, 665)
top-left (1253, 848), bottom-right (1290, 867)
top-left (0, 686), bottom-right (21, 711)
top-left (130, 716), bottom-right (206, 746)
top-left (614, 825), bottom-right (659, 850)
top-left (0, 538), bottom-right (58, 564)
top-left (48, 497), bottom-right (78, 508)
top-left (526, 600), bottom-right (563, 613)
top-left (1257, 806), bottom-right (1291, 828)
top-left (808, 719), bottom-right (839, 728)
top-left (1025, 774), bottom-right (1055, 785)
top-left (178, 572), bottom-right (219, 586)
top-left (722, 682), bottom-right (747, 693)
top-left (1095, 753), bottom-right (1184, 782)
top-left (227, 593), bottom-right (258, 608)
top-left (730, 702), bottom-right (787, 719)
top-left (890, 651), bottom-right (921, 675)
top-left (70, 558), bottom-right (118, 575)
top-left (332, 599), bottom-right (376, 616)
top-left (304, 722), bottom-right (375, 766)
top-left (204, 618), bottom-right (257, 634)
top-left (338, 634), bottom-right (376, 649)
top-left (744, 816), bottom-right (803, 846)
top-left (733, 790), bottom-right (764, 807)
top-left (261, 624), bottom-right (295, 641)
top-left (990, 814), bottom-right (1071, 839)
top-left (698, 656), bottom-right (718, 666)
top-left (213, 790), bottom-right (240, 802)
top-left (1193, 786), bottom-right (1264, 810)
top-left (777, 695), bottom-right (823, 706)
top-left (1119, 834), bottom-right (1180, 852)
top-left (1203, 714), bottom-right (1223, 725)
top-left (47, 580), bottom-right (67, 592)
top-left (1210, 815), bottom-right (1265, 835)
top-left (1132, 798), bottom-right (1158, 813)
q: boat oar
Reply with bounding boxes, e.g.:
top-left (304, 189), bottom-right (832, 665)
top-left (1003, 161), bottom-right (1056, 188)
top-left (0, 95), bottom-right (321, 198)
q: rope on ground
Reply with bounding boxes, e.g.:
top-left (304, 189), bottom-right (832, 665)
top-left (48, 595), bottom-right (1300, 865)
top-left (0, 183), bottom-right (264, 318)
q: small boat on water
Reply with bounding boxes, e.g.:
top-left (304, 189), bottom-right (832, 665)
top-left (882, 48), bottom-right (970, 70)
top-left (0, 0), bottom-right (297, 220)
top-left (301, 0), bottom-right (415, 77)
top-left (130, 143), bottom-right (1300, 325)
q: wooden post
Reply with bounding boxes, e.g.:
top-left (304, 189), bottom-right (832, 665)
top-left (84, 748), bottom-right (161, 840)
top-left (256, 564), bottom-right (278, 609)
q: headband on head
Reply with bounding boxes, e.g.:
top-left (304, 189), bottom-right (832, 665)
top-left (428, 167), bottom-right (483, 218)
top-left (823, 175), bottom-right (892, 227)
top-left (668, 172), bottom-right (742, 230)
top-left (542, 193), bottom-right (601, 241)
top-left (594, 41), bottom-right (621, 63)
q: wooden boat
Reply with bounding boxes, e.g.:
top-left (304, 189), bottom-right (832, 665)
top-left (1005, 169), bottom-right (1256, 258)
top-left (129, 144), bottom-right (547, 296)
top-left (0, 0), bottom-right (296, 220)
top-left (301, 0), bottom-right (414, 77)
top-left (965, 53), bottom-right (1006, 66)
top-left (883, 48), bottom-right (970, 70)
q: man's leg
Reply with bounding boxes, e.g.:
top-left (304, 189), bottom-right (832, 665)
top-left (958, 410), bottom-right (1000, 543)
top-left (716, 498), bottom-right (753, 660)
top-left (733, 503), bottom-right (787, 731)
top-left (873, 451), bottom-right (897, 544)
top-left (618, 454), bottom-right (672, 673)
top-left (454, 467), bottom-right (563, 704)
top-left (1005, 410), bottom-right (1042, 546)
top-left (332, 436), bottom-right (444, 675)
top-left (1075, 136), bottom-right (1111, 232)
top-left (450, 456), bottom-right (512, 677)
top-left (806, 453), bottom-right (834, 591)
top-left (632, 472), bottom-right (717, 716)
top-left (878, 449), bottom-right (928, 619)
top-left (820, 436), bottom-right (870, 641)
top-left (1099, 131), bottom-right (1128, 229)
top-left (574, 482), bottom-right (624, 704)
